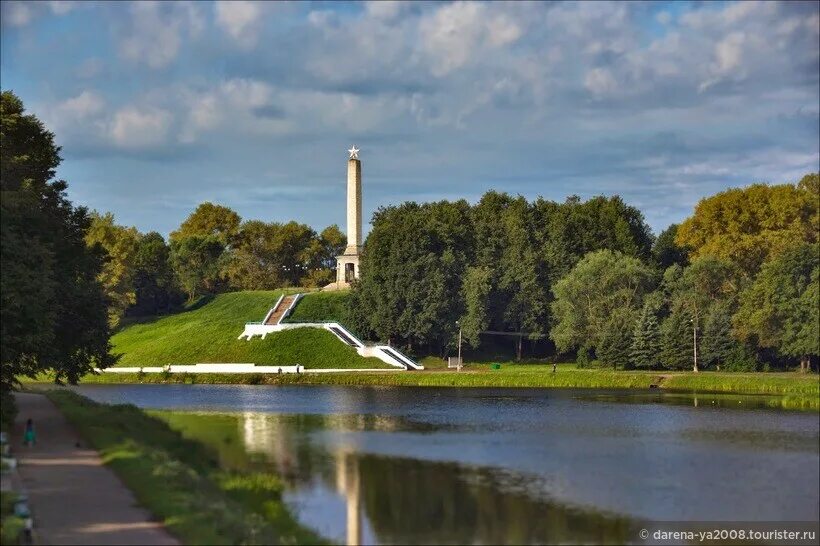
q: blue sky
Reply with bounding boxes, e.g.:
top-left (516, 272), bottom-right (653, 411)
top-left (2, 1), bottom-right (818, 237)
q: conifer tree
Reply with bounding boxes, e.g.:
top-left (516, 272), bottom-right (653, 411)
top-left (630, 303), bottom-right (662, 369)
top-left (598, 312), bottom-right (634, 369)
top-left (660, 309), bottom-right (692, 370)
top-left (701, 302), bottom-right (735, 369)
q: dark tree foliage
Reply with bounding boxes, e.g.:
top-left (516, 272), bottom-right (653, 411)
top-left (170, 235), bottom-right (226, 302)
top-left (660, 308), bottom-right (693, 370)
top-left (701, 302), bottom-right (759, 371)
top-left (130, 232), bottom-right (182, 316)
top-left (1, 91), bottom-right (113, 402)
top-left (700, 301), bottom-right (735, 370)
top-left (630, 303), bottom-right (662, 369)
top-left (597, 311), bottom-right (634, 369)
top-left (348, 200), bottom-right (473, 354)
top-left (734, 242), bottom-right (819, 372)
top-left (460, 266), bottom-right (493, 349)
top-left (471, 193), bottom-right (549, 357)
top-left (350, 191), bottom-right (657, 358)
top-left (653, 224), bottom-right (688, 269)
top-left (535, 194), bottom-right (654, 285)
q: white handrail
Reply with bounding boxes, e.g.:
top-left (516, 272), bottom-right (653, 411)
top-left (378, 345), bottom-right (422, 370)
top-left (326, 322), bottom-right (365, 348)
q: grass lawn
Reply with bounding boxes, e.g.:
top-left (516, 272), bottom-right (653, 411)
top-left (63, 362), bottom-right (819, 408)
top-left (45, 390), bottom-right (325, 545)
top-left (111, 290), bottom-right (389, 368)
top-left (1, 491), bottom-right (26, 545)
top-left (285, 291), bottom-right (350, 323)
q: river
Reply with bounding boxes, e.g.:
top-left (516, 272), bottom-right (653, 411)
top-left (72, 384), bottom-right (820, 545)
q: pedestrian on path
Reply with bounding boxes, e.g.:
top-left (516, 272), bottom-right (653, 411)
top-left (23, 419), bottom-right (36, 447)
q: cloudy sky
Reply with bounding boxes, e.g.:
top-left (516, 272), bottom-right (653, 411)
top-left (2, 1), bottom-right (818, 236)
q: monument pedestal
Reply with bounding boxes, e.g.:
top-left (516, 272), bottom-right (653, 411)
top-left (333, 251), bottom-right (360, 289)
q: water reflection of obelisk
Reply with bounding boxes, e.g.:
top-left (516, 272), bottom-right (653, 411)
top-left (336, 451), bottom-right (361, 546)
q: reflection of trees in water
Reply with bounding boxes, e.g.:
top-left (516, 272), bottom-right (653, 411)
top-left (237, 412), bottom-right (442, 486)
top-left (356, 454), bottom-right (636, 545)
top-left (163, 411), bottom-right (637, 544)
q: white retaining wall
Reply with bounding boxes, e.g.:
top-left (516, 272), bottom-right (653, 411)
top-left (99, 364), bottom-right (303, 374)
top-left (96, 364), bottom-right (402, 374)
top-left (237, 321), bottom-right (423, 370)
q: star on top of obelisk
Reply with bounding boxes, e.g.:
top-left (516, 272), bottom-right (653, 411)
top-left (348, 145), bottom-right (360, 160)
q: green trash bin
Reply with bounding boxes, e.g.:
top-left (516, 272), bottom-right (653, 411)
top-left (491, 363), bottom-right (501, 370)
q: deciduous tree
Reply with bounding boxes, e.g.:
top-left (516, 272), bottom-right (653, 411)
top-left (676, 181), bottom-right (818, 277)
top-left (734, 243), bottom-right (819, 372)
top-left (131, 232), bottom-right (181, 316)
top-left (460, 266), bottom-right (493, 348)
top-left (1, 91), bottom-right (112, 404)
top-left (349, 200), bottom-right (473, 354)
top-left (170, 202), bottom-right (241, 246)
top-left (550, 249), bottom-right (655, 356)
top-left (653, 224), bottom-right (688, 270)
top-left (170, 235), bottom-right (226, 301)
top-left (85, 212), bottom-right (140, 327)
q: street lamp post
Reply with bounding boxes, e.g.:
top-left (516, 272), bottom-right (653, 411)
top-left (690, 318), bottom-right (699, 373)
top-left (456, 321), bottom-right (463, 371)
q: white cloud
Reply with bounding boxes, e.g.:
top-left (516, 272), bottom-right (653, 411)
top-left (109, 106), bottom-right (172, 149)
top-left (119, 2), bottom-right (203, 69)
top-left (714, 32), bottom-right (746, 74)
top-left (1, 1), bottom-right (76, 27)
top-left (58, 90), bottom-right (105, 119)
top-left (7, 0), bottom-right (818, 235)
top-left (1, 1), bottom-right (33, 26)
top-left (584, 67), bottom-right (618, 96)
top-left (364, 1), bottom-right (406, 21)
top-left (214, 0), bottom-right (262, 48)
top-left (180, 78), bottom-right (280, 142)
top-left (48, 1), bottom-right (75, 15)
top-left (41, 91), bottom-right (106, 138)
top-left (419, 2), bottom-right (522, 76)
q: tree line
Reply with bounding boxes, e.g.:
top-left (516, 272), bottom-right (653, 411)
top-left (88, 202), bottom-right (345, 327)
top-left (347, 178), bottom-right (818, 372)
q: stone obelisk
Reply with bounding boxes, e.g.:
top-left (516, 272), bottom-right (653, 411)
top-left (345, 150), bottom-right (362, 255)
top-left (329, 146), bottom-right (362, 289)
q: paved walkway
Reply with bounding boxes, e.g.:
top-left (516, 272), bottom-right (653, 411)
top-left (12, 392), bottom-right (178, 545)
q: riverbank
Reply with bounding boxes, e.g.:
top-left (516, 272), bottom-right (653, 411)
top-left (50, 363), bottom-right (817, 404)
top-left (9, 393), bottom-right (178, 545)
top-left (42, 390), bottom-right (325, 545)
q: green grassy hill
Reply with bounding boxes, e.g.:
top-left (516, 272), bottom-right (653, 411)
top-left (285, 291), bottom-right (350, 323)
top-left (111, 291), bottom-right (389, 369)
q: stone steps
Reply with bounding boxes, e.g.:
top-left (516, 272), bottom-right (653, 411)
top-left (264, 295), bottom-right (297, 325)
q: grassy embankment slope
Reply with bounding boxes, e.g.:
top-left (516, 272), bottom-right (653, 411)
top-left (95, 290), bottom-right (818, 404)
top-left (45, 390), bottom-right (324, 545)
top-left (111, 290), bottom-right (390, 369)
top-left (285, 290), bottom-right (349, 323)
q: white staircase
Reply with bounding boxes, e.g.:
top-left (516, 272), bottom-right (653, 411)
top-left (238, 296), bottom-right (423, 370)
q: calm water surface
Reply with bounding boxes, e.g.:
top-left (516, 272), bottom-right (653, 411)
top-left (72, 385), bottom-right (820, 544)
